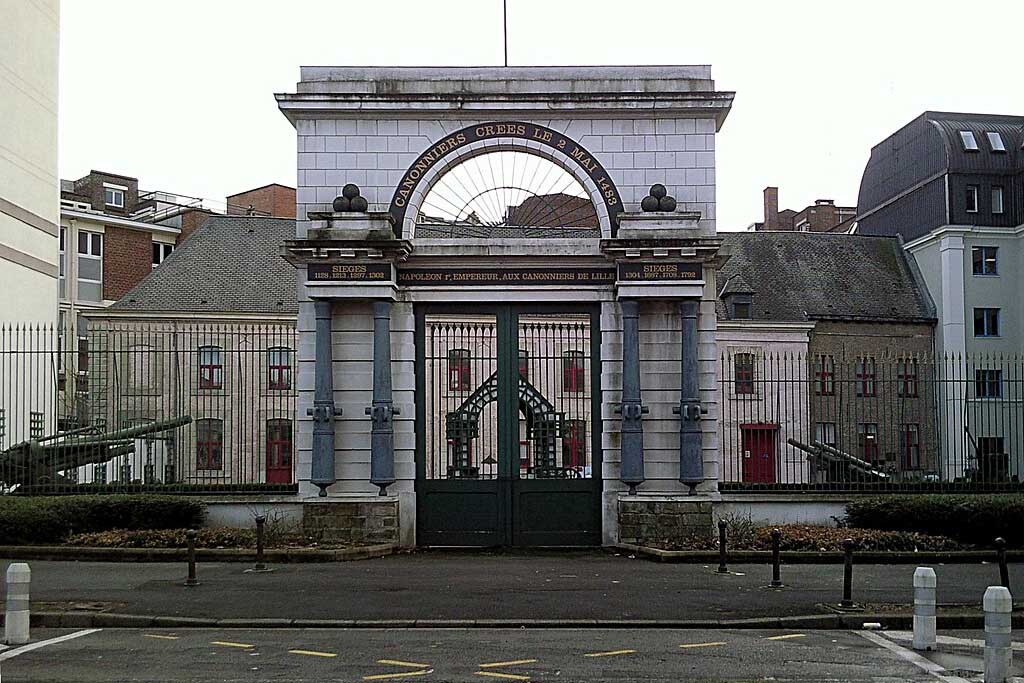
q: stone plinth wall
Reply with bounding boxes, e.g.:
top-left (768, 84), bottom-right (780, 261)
top-left (618, 497), bottom-right (713, 546)
top-left (302, 499), bottom-right (399, 545)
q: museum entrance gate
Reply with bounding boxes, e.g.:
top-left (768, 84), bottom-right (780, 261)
top-left (415, 305), bottom-right (602, 546)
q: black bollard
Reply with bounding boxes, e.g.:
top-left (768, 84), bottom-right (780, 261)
top-left (770, 528), bottom-right (783, 588)
top-left (840, 538), bottom-right (854, 608)
top-left (185, 529), bottom-right (199, 587)
top-left (995, 537), bottom-right (1010, 591)
top-left (717, 519), bottom-right (729, 574)
top-left (254, 515), bottom-right (267, 572)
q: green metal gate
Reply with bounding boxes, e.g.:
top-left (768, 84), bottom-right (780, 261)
top-left (415, 305), bottom-right (602, 546)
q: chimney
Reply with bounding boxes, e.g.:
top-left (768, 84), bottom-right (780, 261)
top-left (763, 187), bottom-right (779, 230)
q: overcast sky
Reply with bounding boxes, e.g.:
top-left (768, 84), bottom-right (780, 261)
top-left (59, 0), bottom-right (1024, 230)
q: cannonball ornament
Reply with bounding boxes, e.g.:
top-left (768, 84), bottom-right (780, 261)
top-left (342, 183), bottom-right (361, 200)
top-left (659, 195), bottom-right (677, 212)
top-left (332, 195), bottom-right (351, 212)
top-left (641, 195), bottom-right (660, 212)
top-left (650, 183), bottom-right (667, 199)
top-left (350, 196), bottom-right (368, 212)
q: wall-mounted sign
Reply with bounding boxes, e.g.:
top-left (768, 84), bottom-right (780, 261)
top-left (397, 266), bottom-right (616, 287)
top-left (307, 263), bottom-right (392, 282)
top-left (389, 121), bottom-right (623, 236)
top-left (617, 261), bottom-right (703, 282)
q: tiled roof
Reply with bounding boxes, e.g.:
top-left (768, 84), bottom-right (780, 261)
top-left (111, 215), bottom-right (298, 314)
top-left (717, 232), bottom-right (935, 323)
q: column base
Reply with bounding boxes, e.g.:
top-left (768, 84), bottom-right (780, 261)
top-left (617, 494), bottom-right (717, 546)
top-left (302, 496), bottom-right (400, 545)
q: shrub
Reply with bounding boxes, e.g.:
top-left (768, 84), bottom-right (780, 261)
top-left (652, 523), bottom-right (962, 552)
top-left (66, 527), bottom-right (253, 549)
top-left (0, 495), bottom-right (205, 545)
top-left (845, 495), bottom-right (1024, 547)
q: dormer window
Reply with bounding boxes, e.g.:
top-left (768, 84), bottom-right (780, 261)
top-left (732, 301), bottom-right (751, 319)
top-left (724, 293), bottom-right (753, 320)
top-left (959, 131), bottom-right (979, 151)
top-left (986, 132), bottom-right (1006, 152)
top-left (103, 183), bottom-right (126, 208)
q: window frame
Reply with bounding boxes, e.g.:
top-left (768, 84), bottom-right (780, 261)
top-left (196, 418), bottom-right (224, 471)
top-left (965, 184), bottom-right (979, 213)
top-left (198, 345), bottom-right (224, 389)
top-left (975, 369), bottom-right (1003, 399)
top-left (973, 308), bottom-right (1000, 338)
top-left (815, 422), bottom-right (837, 449)
top-left (855, 356), bottom-right (877, 397)
top-left (900, 423), bottom-right (921, 470)
top-left (267, 346), bottom-right (293, 391)
top-left (959, 130), bottom-right (979, 151)
top-left (986, 131), bottom-right (1006, 152)
top-left (562, 350), bottom-right (586, 393)
top-left (266, 418), bottom-right (293, 471)
top-left (814, 355), bottom-right (835, 396)
top-left (991, 186), bottom-right (1004, 215)
top-left (972, 246), bottom-right (998, 276)
top-left (103, 185), bottom-right (125, 208)
top-left (76, 231), bottom-right (104, 302)
top-left (733, 353), bottom-right (756, 395)
top-left (561, 418), bottom-right (587, 470)
top-left (447, 348), bottom-right (472, 392)
top-left (151, 242), bottom-right (174, 267)
top-left (858, 422), bottom-right (879, 463)
top-left (517, 349), bottom-right (529, 381)
top-left (897, 358), bottom-right (919, 398)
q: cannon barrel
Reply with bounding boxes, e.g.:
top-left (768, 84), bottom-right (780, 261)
top-left (787, 437), bottom-right (887, 480)
top-left (62, 416), bottom-right (192, 446)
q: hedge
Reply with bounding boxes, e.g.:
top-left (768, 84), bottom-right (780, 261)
top-left (0, 495), bottom-right (205, 545)
top-left (651, 524), bottom-right (961, 552)
top-left (66, 527), bottom-right (254, 549)
top-left (845, 495), bottom-right (1024, 547)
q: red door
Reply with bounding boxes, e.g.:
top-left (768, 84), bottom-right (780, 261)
top-left (266, 419), bottom-right (293, 484)
top-left (741, 424), bottom-right (777, 483)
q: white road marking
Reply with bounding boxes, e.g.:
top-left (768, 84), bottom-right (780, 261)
top-left (0, 629), bottom-right (102, 662)
top-left (858, 631), bottom-right (972, 683)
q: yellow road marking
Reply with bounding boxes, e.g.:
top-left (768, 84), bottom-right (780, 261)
top-left (766, 633), bottom-right (806, 641)
top-left (475, 672), bottom-right (531, 681)
top-left (210, 640), bottom-right (255, 649)
top-left (583, 649), bottom-right (636, 657)
top-left (363, 671), bottom-right (433, 681)
top-left (377, 659), bottom-right (432, 668)
top-left (289, 649), bottom-right (337, 658)
top-left (479, 659), bottom-right (538, 668)
top-left (679, 641), bottom-right (727, 649)
top-left (143, 634), bottom-right (179, 640)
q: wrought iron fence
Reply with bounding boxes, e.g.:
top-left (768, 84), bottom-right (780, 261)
top-left (0, 321), bottom-right (298, 494)
top-left (719, 352), bottom-right (1024, 492)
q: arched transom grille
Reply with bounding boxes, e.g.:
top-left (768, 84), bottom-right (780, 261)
top-left (416, 151), bottom-right (600, 238)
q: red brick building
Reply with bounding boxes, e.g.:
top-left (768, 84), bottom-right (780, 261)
top-left (751, 186), bottom-right (856, 233)
top-left (226, 183), bottom-right (296, 218)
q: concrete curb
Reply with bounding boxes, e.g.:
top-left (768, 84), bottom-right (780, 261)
top-left (18, 611), bottom-right (1024, 630)
top-left (0, 544), bottom-right (398, 563)
top-left (615, 543), bottom-right (1020, 564)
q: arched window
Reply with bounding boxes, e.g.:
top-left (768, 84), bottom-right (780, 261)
top-left (734, 353), bottom-right (755, 395)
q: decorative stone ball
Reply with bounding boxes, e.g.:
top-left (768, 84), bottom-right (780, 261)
top-left (659, 195), bottom-right (677, 212)
top-left (350, 196), bottom-right (368, 212)
top-left (649, 183), bottom-right (667, 199)
top-left (332, 195), bottom-right (351, 212)
top-left (641, 195), bottom-right (660, 212)
top-left (342, 183), bottom-right (361, 200)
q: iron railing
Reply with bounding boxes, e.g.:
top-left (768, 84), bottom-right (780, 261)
top-left (719, 352), bottom-right (1024, 491)
top-left (0, 322), bottom-right (297, 494)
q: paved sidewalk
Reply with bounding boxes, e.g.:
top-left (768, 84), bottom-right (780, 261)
top-left (3, 550), bottom-right (1020, 622)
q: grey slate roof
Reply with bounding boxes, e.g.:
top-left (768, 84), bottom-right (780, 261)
top-left (111, 215), bottom-right (298, 314)
top-left (717, 232), bottom-right (935, 323)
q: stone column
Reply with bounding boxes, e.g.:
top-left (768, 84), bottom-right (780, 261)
top-left (367, 300), bottom-right (397, 495)
top-left (309, 299), bottom-right (337, 497)
top-left (676, 299), bottom-right (705, 492)
top-left (619, 299), bottom-right (647, 493)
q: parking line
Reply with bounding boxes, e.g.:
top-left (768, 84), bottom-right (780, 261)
top-left (143, 634), bottom-right (179, 641)
top-left (475, 672), bottom-right (530, 681)
top-left (479, 659), bottom-right (538, 668)
top-left (0, 629), bottom-right (102, 662)
top-left (679, 641), bottom-right (727, 649)
top-left (211, 640), bottom-right (255, 649)
top-left (765, 634), bottom-right (806, 641)
top-left (363, 671), bottom-right (433, 681)
top-left (377, 659), bottom-right (432, 668)
top-left (289, 649), bottom-right (338, 658)
top-left (583, 649), bottom-right (636, 657)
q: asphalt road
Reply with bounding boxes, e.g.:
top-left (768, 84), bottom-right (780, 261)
top-left (3, 551), bottom-right (1021, 622)
top-left (0, 627), bottom-right (949, 682)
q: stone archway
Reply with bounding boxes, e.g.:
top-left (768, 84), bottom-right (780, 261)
top-left (389, 121), bottom-right (623, 240)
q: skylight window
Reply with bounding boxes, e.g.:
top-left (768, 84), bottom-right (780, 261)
top-left (959, 131), bottom-right (979, 151)
top-left (986, 132), bottom-right (1006, 152)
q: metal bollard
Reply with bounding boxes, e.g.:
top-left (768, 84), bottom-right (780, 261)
top-left (4, 562), bottom-right (30, 645)
top-left (984, 585), bottom-right (1013, 683)
top-left (912, 567), bottom-right (936, 651)
top-left (184, 529), bottom-right (199, 587)
top-left (254, 515), bottom-right (267, 572)
top-left (770, 528), bottom-right (783, 588)
top-left (717, 520), bottom-right (728, 574)
top-left (840, 538), bottom-right (855, 608)
top-left (995, 537), bottom-right (1010, 592)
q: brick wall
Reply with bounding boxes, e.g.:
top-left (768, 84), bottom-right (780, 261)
top-left (618, 498), bottom-right (713, 546)
top-left (227, 185), bottom-right (296, 218)
top-left (177, 209), bottom-right (216, 245)
top-left (102, 226), bottom-right (152, 301)
top-left (72, 171), bottom-right (140, 215)
top-left (302, 500), bottom-right (399, 545)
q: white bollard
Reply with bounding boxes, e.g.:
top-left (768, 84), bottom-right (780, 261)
top-left (912, 566), bottom-right (937, 651)
top-left (984, 585), bottom-right (1013, 683)
top-left (4, 563), bottom-right (31, 645)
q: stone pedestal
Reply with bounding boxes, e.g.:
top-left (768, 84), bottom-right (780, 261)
top-left (618, 495), bottom-right (714, 546)
top-left (302, 497), bottom-right (399, 545)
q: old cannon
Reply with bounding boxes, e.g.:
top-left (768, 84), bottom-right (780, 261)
top-left (0, 416), bottom-right (192, 489)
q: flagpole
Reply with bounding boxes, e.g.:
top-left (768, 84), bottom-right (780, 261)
top-left (503, 0), bottom-right (508, 67)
